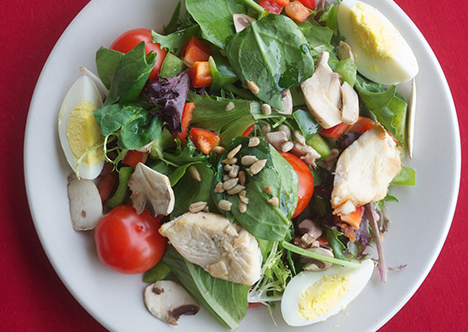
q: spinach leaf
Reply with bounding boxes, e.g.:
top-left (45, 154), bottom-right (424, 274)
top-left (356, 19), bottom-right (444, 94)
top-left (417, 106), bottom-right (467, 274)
top-left (152, 25), bottom-right (201, 56)
top-left (186, 91), bottom-right (258, 144)
top-left (225, 14), bottom-right (314, 110)
top-left (95, 47), bottom-right (124, 89)
top-left (185, 0), bottom-right (246, 49)
top-left (214, 137), bottom-right (298, 241)
top-left (93, 103), bottom-right (162, 149)
top-left (104, 42), bottom-right (156, 105)
top-left (171, 162), bottom-right (217, 218)
top-left (324, 228), bottom-right (348, 261)
top-left (163, 139), bottom-right (208, 167)
top-left (297, 20), bottom-right (334, 53)
top-left (163, 246), bottom-right (250, 330)
top-left (355, 76), bottom-right (407, 143)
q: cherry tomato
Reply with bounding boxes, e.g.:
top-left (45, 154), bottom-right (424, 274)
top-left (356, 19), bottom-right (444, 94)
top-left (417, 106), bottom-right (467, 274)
top-left (110, 28), bottom-right (167, 81)
top-left (94, 205), bottom-right (166, 274)
top-left (279, 152), bottom-right (314, 218)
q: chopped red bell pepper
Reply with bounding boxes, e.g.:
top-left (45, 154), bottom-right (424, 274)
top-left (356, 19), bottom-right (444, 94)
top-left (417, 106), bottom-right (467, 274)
top-left (173, 102), bottom-right (195, 144)
top-left (182, 36), bottom-right (211, 68)
top-left (346, 116), bottom-right (376, 134)
top-left (340, 205), bottom-right (365, 230)
top-left (121, 150), bottom-right (148, 167)
top-left (258, 0), bottom-right (290, 14)
top-left (297, 0), bottom-right (316, 9)
top-left (319, 122), bottom-right (349, 139)
top-left (285, 1), bottom-right (311, 22)
top-left (188, 61), bottom-right (213, 88)
top-left (98, 172), bottom-right (117, 202)
top-left (190, 128), bottom-right (221, 154)
top-left (242, 124), bottom-right (255, 137)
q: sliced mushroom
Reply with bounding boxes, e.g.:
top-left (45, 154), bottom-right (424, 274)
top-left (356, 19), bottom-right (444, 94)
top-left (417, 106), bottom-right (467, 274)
top-left (159, 212), bottom-right (262, 285)
top-left (128, 162), bottom-right (175, 216)
top-left (144, 280), bottom-right (200, 325)
top-left (302, 247), bottom-right (334, 271)
top-left (136, 140), bottom-right (156, 153)
top-left (67, 175), bottom-right (102, 231)
top-left (297, 219), bottom-right (322, 247)
top-left (265, 130), bottom-right (288, 150)
top-left (233, 13), bottom-right (256, 33)
top-left (338, 40), bottom-right (355, 62)
top-left (301, 52), bottom-right (342, 129)
top-left (340, 81), bottom-right (359, 125)
top-left (274, 89), bottom-right (293, 115)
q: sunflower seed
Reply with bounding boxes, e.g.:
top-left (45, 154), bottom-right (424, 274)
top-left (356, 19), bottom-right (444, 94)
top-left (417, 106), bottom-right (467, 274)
top-left (214, 182), bottom-right (224, 193)
top-left (248, 137), bottom-right (260, 147)
top-left (239, 202), bottom-right (247, 213)
top-left (227, 184), bottom-right (245, 195)
top-left (263, 186), bottom-right (273, 193)
top-left (212, 145), bottom-right (225, 154)
top-left (281, 141), bottom-right (294, 152)
top-left (224, 164), bottom-right (233, 172)
top-left (248, 159), bottom-right (267, 175)
top-left (225, 102), bottom-right (235, 112)
top-left (261, 103), bottom-right (272, 115)
top-left (229, 165), bottom-right (240, 178)
top-left (261, 124), bottom-right (271, 136)
top-left (227, 144), bottom-right (242, 159)
top-left (246, 80), bottom-right (260, 94)
top-left (222, 157), bottom-right (237, 165)
top-left (241, 155), bottom-right (258, 166)
top-left (278, 125), bottom-right (291, 140)
top-left (239, 195), bottom-right (249, 204)
top-left (189, 201), bottom-right (207, 213)
top-left (223, 178), bottom-right (239, 191)
top-left (267, 196), bottom-right (279, 207)
top-left (238, 171), bottom-right (246, 186)
top-left (218, 200), bottom-right (232, 211)
top-left (188, 165), bottom-right (201, 182)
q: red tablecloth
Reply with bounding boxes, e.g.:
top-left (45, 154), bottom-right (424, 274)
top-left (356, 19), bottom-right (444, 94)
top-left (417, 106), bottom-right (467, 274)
top-left (1, 0), bottom-right (466, 331)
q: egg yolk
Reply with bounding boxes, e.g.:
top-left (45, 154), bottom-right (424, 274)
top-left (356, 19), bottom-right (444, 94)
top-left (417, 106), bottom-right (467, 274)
top-left (298, 274), bottom-right (350, 320)
top-left (350, 3), bottom-right (396, 60)
top-left (66, 100), bottom-right (104, 165)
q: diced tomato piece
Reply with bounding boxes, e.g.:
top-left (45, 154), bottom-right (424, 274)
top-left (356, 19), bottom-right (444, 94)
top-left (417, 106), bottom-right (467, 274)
top-left (122, 150), bottom-right (148, 167)
top-left (173, 102), bottom-right (195, 144)
top-left (319, 122), bottom-right (349, 139)
top-left (190, 128), bottom-right (221, 154)
top-left (242, 124), bottom-right (255, 137)
top-left (297, 0), bottom-right (316, 9)
top-left (98, 172), bottom-right (117, 202)
top-left (188, 61), bottom-right (213, 88)
top-left (248, 302), bottom-right (262, 308)
top-left (346, 116), bottom-right (376, 134)
top-left (182, 37), bottom-right (211, 68)
top-left (285, 1), bottom-right (311, 22)
top-left (340, 205), bottom-right (365, 230)
top-left (258, 0), bottom-right (290, 14)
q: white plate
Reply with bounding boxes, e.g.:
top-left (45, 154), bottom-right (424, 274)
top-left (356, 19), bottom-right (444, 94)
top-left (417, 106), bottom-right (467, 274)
top-left (24, 0), bottom-right (460, 331)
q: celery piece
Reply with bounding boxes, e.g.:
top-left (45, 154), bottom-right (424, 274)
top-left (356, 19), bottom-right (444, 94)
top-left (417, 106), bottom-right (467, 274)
top-left (334, 58), bottom-right (357, 87)
top-left (307, 134), bottom-right (330, 160)
top-left (106, 166), bottom-right (133, 208)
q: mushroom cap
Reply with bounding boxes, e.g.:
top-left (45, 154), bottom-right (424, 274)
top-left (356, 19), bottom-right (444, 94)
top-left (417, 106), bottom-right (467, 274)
top-left (144, 280), bottom-right (200, 325)
top-left (67, 175), bottom-right (102, 231)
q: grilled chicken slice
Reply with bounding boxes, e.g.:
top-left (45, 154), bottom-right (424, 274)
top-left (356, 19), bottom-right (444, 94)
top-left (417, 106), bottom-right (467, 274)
top-left (159, 212), bottom-right (262, 286)
top-left (331, 124), bottom-right (401, 216)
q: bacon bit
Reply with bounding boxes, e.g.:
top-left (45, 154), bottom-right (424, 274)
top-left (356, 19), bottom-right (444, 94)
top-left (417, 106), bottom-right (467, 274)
top-left (340, 223), bottom-right (357, 243)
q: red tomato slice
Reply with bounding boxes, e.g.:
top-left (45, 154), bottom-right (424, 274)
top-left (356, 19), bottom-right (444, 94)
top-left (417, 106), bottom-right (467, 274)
top-left (346, 116), bottom-right (376, 134)
top-left (110, 28), bottom-right (167, 81)
top-left (319, 122), bottom-right (349, 139)
top-left (94, 205), bottom-right (166, 274)
top-left (279, 152), bottom-right (314, 218)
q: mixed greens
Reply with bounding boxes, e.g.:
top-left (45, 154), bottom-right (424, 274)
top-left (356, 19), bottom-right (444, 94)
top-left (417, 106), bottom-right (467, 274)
top-left (64, 0), bottom-right (418, 329)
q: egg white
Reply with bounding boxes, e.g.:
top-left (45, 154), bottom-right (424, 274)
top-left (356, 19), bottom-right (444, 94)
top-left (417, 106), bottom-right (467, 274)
top-left (58, 75), bottom-right (104, 180)
top-left (338, 0), bottom-right (418, 85)
top-left (281, 259), bottom-right (374, 326)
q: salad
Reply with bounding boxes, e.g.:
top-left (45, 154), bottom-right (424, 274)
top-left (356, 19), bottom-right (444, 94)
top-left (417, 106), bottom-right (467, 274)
top-left (58, 0), bottom-right (418, 329)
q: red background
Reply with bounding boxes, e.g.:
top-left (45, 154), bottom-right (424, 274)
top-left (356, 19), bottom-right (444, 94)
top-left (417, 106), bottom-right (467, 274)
top-left (1, 0), bottom-right (466, 331)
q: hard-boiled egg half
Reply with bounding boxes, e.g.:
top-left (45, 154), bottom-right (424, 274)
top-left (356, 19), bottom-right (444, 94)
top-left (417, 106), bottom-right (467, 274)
top-left (338, 0), bottom-right (418, 85)
top-left (281, 259), bottom-right (374, 326)
top-left (58, 75), bottom-right (105, 180)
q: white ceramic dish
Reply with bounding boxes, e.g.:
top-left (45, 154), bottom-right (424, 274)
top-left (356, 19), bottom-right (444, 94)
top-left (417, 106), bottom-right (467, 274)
top-left (24, 0), bottom-right (460, 331)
